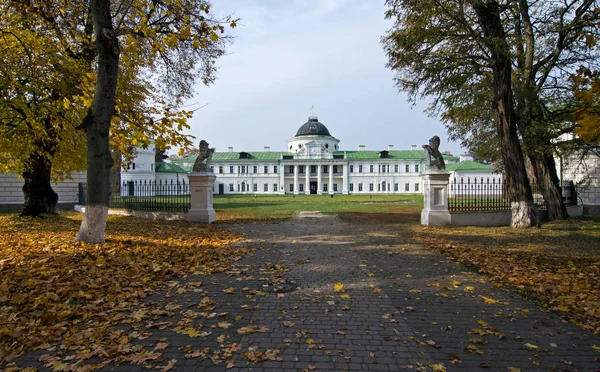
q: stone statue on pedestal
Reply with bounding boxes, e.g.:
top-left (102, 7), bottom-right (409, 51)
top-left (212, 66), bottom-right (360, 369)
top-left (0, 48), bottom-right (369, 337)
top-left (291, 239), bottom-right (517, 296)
top-left (192, 140), bottom-right (215, 172)
top-left (422, 136), bottom-right (445, 171)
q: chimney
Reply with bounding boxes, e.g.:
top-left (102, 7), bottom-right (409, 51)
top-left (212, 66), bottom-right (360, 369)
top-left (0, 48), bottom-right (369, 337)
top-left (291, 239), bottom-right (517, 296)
top-left (358, 145), bottom-right (366, 151)
top-left (387, 145), bottom-right (394, 151)
top-left (228, 147), bottom-right (233, 152)
top-left (264, 146), bottom-right (270, 152)
top-left (411, 145), bottom-right (417, 151)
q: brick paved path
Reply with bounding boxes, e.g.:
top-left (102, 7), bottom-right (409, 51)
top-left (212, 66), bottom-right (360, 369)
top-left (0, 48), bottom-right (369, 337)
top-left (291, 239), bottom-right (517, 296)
top-left (13, 213), bottom-right (600, 371)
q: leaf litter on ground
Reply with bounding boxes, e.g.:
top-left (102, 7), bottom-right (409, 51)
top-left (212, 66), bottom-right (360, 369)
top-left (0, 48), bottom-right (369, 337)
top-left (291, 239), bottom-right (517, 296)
top-left (0, 212), bottom-right (248, 366)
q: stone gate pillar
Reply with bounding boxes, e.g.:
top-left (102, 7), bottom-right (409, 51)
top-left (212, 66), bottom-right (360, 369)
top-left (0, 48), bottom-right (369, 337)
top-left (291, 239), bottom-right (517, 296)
top-left (187, 171), bottom-right (216, 223)
top-left (421, 170), bottom-right (451, 225)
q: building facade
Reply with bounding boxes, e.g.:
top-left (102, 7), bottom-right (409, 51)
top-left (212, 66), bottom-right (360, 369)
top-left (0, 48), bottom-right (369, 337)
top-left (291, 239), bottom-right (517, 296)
top-left (121, 116), bottom-right (499, 196)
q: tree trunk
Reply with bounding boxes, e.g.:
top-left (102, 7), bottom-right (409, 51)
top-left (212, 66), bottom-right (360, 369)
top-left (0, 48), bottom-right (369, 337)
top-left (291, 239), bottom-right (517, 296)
top-left (21, 153), bottom-right (58, 216)
top-left (528, 151), bottom-right (569, 220)
top-left (75, 0), bottom-right (119, 243)
top-left (473, 0), bottom-right (537, 227)
top-left (513, 0), bottom-right (568, 221)
top-left (517, 103), bottom-right (569, 221)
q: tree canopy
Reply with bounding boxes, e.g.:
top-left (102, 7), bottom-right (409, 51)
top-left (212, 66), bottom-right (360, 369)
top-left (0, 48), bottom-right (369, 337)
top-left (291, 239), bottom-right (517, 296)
top-left (0, 0), bottom-right (235, 219)
top-left (382, 0), bottom-right (600, 225)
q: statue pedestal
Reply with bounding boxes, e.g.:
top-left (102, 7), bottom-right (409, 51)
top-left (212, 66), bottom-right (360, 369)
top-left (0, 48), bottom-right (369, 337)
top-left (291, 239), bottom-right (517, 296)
top-left (187, 172), bottom-right (216, 223)
top-left (421, 170), bottom-right (451, 226)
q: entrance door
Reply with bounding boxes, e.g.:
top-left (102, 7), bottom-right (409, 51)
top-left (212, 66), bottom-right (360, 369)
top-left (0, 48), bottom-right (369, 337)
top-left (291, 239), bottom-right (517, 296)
top-left (218, 184), bottom-right (224, 195)
top-left (127, 181), bottom-right (134, 196)
top-left (310, 182), bottom-right (318, 194)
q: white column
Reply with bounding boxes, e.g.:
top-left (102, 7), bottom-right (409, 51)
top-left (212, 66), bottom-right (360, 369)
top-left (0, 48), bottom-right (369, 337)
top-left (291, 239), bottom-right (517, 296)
top-left (342, 163), bottom-right (349, 194)
top-left (293, 164), bottom-right (299, 195)
top-left (305, 164), bottom-right (310, 195)
top-left (278, 164), bottom-right (284, 194)
top-left (329, 164), bottom-right (334, 194)
top-left (317, 165), bottom-right (322, 195)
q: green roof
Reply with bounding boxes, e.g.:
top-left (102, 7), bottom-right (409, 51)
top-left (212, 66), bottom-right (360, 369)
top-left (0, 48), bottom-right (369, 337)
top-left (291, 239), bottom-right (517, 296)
top-left (339, 150), bottom-right (427, 160)
top-left (212, 152), bottom-right (289, 161)
top-left (168, 149), bottom-right (460, 163)
top-left (445, 160), bottom-right (497, 172)
top-left (156, 162), bottom-right (187, 173)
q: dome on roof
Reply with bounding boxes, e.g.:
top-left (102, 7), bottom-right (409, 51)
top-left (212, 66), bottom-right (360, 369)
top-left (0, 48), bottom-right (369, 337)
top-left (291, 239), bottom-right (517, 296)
top-left (295, 116), bottom-right (331, 137)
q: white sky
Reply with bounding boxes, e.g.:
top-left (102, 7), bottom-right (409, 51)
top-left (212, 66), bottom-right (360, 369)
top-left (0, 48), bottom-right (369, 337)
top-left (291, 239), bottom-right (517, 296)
top-left (185, 0), bottom-right (464, 155)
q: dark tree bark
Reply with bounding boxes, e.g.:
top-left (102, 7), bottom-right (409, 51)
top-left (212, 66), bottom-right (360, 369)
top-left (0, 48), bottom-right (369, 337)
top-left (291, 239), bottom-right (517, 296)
top-left (512, 0), bottom-right (569, 221)
top-left (529, 151), bottom-right (568, 220)
top-left (75, 0), bottom-right (119, 243)
top-left (21, 116), bottom-right (60, 217)
top-left (473, 0), bottom-right (537, 227)
top-left (21, 153), bottom-right (58, 216)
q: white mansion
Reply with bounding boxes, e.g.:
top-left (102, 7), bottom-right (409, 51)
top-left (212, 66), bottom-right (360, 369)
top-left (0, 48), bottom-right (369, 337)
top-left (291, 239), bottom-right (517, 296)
top-left (120, 116), bottom-right (498, 196)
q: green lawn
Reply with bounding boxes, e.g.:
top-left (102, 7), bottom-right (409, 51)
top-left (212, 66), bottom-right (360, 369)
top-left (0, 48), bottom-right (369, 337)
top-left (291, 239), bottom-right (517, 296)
top-left (214, 194), bottom-right (423, 223)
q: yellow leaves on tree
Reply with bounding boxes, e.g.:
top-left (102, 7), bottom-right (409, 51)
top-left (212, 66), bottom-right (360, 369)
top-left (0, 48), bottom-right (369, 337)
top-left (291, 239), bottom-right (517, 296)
top-left (572, 67), bottom-right (600, 143)
top-left (0, 212), bottom-right (246, 364)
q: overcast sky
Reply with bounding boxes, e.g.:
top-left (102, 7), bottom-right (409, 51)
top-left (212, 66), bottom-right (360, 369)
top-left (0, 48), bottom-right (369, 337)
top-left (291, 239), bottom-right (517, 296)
top-left (186, 0), bottom-right (464, 155)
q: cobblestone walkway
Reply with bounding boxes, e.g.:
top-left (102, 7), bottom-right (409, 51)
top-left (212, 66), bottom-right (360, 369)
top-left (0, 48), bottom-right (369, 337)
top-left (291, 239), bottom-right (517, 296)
top-left (14, 213), bottom-right (600, 371)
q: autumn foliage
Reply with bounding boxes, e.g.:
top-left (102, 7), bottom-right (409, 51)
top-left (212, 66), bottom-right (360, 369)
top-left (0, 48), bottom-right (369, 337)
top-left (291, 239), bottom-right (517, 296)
top-left (411, 218), bottom-right (600, 335)
top-left (0, 212), bottom-right (245, 364)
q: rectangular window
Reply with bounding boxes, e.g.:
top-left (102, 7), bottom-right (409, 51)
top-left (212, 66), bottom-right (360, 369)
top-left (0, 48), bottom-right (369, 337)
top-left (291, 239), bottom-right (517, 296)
top-left (210, 166), bottom-right (214, 173)
top-left (378, 184), bottom-right (381, 192)
top-left (415, 164), bottom-right (419, 172)
top-left (378, 165), bottom-right (382, 173)
top-left (370, 165), bottom-right (374, 173)
top-left (350, 165), bottom-right (354, 173)
top-left (350, 183), bottom-right (354, 192)
top-left (394, 183), bottom-right (399, 191)
top-left (369, 183), bottom-right (374, 192)
top-left (274, 166), bottom-right (278, 174)
top-left (230, 183), bottom-right (234, 192)
top-left (253, 166), bottom-right (258, 174)
top-left (359, 165), bottom-right (363, 173)
top-left (310, 165), bottom-right (317, 173)
top-left (289, 184), bottom-right (294, 192)
top-left (358, 183), bottom-right (363, 192)
top-left (415, 183), bottom-right (420, 192)
top-left (264, 166), bottom-right (268, 174)
top-left (322, 165), bottom-right (328, 174)
top-left (253, 184), bottom-right (258, 192)
top-left (333, 184), bottom-right (338, 192)
top-left (274, 183), bottom-right (278, 192)
top-left (405, 164), bottom-right (410, 172)
top-left (219, 166), bottom-right (223, 174)
top-left (264, 183), bottom-right (268, 192)
top-left (405, 183), bottom-right (410, 191)
top-left (299, 165), bottom-right (304, 174)
top-left (132, 163), bottom-right (136, 170)
top-left (394, 164), bottom-right (398, 172)
top-left (289, 166), bottom-right (294, 174)
top-left (230, 166), bottom-right (234, 173)
top-left (333, 165), bottom-right (338, 173)
top-left (299, 183), bottom-right (304, 192)
top-left (323, 183), bottom-right (328, 192)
